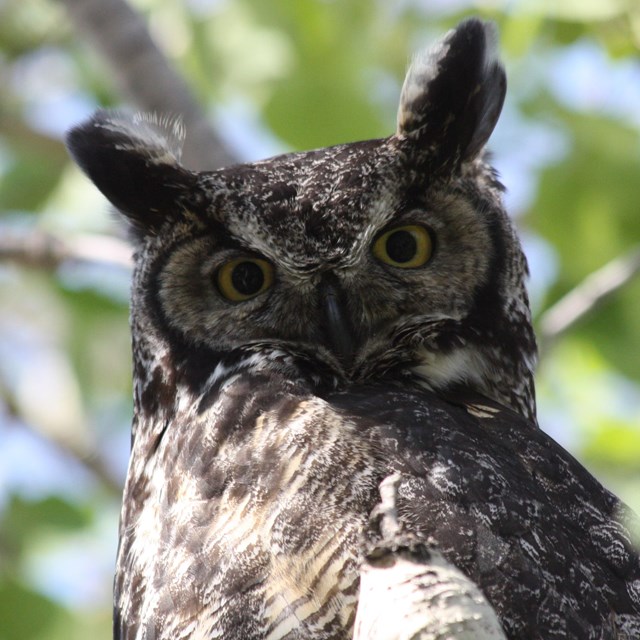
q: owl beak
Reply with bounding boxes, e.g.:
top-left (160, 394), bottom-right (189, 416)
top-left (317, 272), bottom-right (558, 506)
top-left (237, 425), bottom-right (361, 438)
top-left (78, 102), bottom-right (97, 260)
top-left (319, 273), bottom-right (355, 369)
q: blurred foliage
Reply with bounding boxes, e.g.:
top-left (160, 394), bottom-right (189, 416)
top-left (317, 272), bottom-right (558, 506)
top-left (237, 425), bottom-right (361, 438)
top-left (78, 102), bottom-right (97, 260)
top-left (1, 0), bottom-right (639, 637)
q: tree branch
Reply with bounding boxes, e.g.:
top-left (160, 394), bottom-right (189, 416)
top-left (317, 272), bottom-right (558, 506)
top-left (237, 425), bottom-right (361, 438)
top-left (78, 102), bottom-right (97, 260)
top-left (354, 474), bottom-right (506, 640)
top-left (539, 245), bottom-right (640, 350)
top-left (0, 227), bottom-right (132, 271)
top-left (0, 378), bottom-right (122, 497)
top-left (57, 0), bottom-right (237, 170)
top-left (0, 229), bottom-right (128, 494)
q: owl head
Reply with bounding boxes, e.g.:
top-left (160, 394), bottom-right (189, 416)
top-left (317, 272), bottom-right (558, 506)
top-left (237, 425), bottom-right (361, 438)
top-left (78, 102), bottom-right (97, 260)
top-left (66, 19), bottom-right (537, 421)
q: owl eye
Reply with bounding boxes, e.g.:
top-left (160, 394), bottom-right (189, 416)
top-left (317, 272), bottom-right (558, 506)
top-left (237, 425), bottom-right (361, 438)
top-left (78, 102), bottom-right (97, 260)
top-left (372, 224), bottom-right (433, 268)
top-left (216, 257), bottom-right (274, 302)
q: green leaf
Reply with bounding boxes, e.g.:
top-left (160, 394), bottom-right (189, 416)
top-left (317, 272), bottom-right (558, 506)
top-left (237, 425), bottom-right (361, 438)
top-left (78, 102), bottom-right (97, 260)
top-left (519, 0), bottom-right (626, 22)
top-left (0, 579), bottom-right (69, 640)
top-left (1, 495), bottom-right (91, 563)
top-left (264, 66), bottom-right (385, 149)
top-left (582, 420), bottom-right (640, 471)
top-left (0, 150), bottom-right (66, 213)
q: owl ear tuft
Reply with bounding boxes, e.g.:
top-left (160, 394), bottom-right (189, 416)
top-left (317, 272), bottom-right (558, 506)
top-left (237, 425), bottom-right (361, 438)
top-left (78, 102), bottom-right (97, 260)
top-left (65, 110), bottom-right (199, 237)
top-left (396, 19), bottom-right (506, 167)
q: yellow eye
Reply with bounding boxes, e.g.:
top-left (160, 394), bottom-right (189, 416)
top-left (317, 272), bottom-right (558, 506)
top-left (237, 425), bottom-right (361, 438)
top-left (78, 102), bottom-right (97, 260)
top-left (372, 224), bottom-right (433, 268)
top-left (216, 257), bottom-right (274, 302)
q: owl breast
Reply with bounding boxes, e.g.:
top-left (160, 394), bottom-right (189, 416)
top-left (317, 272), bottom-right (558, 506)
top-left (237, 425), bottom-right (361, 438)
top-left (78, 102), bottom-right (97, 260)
top-left (115, 367), bottom-right (640, 640)
top-left (114, 372), bottom-right (385, 639)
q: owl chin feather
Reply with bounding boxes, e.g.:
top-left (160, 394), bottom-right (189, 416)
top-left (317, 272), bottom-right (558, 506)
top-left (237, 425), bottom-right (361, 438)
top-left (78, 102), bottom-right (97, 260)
top-left (413, 346), bottom-right (491, 392)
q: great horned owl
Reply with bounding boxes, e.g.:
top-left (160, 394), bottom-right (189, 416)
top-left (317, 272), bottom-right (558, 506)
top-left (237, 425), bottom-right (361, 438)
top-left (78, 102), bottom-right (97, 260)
top-left (67, 19), bottom-right (640, 640)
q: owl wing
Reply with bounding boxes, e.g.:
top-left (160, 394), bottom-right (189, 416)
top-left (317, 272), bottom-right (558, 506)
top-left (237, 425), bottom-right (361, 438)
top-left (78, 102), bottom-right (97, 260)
top-left (113, 374), bottom-right (639, 639)
top-left (327, 385), bottom-right (640, 639)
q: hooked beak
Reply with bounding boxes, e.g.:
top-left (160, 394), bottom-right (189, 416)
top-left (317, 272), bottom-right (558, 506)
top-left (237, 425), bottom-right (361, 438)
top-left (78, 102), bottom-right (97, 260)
top-left (319, 273), bottom-right (355, 369)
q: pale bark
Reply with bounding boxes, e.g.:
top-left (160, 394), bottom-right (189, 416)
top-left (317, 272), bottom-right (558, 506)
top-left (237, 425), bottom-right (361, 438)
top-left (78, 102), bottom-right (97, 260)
top-left (354, 474), bottom-right (506, 640)
top-left (539, 245), bottom-right (640, 350)
top-left (0, 228), bottom-right (132, 270)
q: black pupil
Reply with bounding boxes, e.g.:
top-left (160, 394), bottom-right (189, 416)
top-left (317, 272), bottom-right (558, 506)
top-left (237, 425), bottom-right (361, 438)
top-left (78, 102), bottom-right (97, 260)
top-left (386, 230), bottom-right (417, 263)
top-left (231, 261), bottom-right (264, 295)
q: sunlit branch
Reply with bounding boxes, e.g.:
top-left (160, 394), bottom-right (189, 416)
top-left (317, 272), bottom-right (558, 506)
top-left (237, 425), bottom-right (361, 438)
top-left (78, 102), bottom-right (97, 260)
top-left (0, 378), bottom-right (122, 497)
top-left (354, 474), bottom-right (506, 640)
top-left (1, 228), bottom-right (129, 498)
top-left (0, 228), bottom-right (132, 271)
top-left (539, 245), bottom-right (640, 350)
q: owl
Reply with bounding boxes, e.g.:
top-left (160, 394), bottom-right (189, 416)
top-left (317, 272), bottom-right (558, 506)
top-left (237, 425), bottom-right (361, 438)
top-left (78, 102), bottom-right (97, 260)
top-left (67, 18), bottom-right (640, 640)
